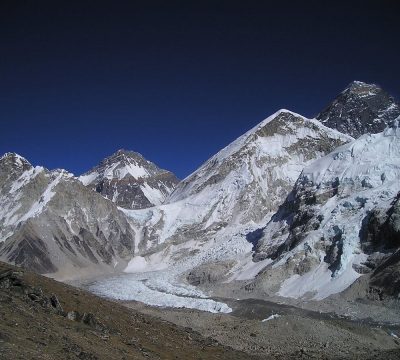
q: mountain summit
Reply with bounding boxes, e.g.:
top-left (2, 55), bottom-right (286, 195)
top-left (317, 81), bottom-right (400, 138)
top-left (79, 150), bottom-right (179, 209)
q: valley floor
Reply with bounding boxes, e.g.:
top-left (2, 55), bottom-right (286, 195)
top-left (0, 262), bottom-right (252, 360)
top-left (77, 269), bottom-right (400, 359)
top-left (1, 261), bottom-right (400, 359)
top-left (123, 297), bottom-right (400, 359)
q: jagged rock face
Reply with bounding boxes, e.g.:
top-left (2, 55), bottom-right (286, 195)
top-left (0, 153), bottom-right (32, 184)
top-left (317, 81), bottom-right (400, 138)
top-left (360, 193), bottom-right (400, 253)
top-left (124, 110), bottom-right (351, 276)
top-left (79, 150), bottom-right (179, 210)
top-left (369, 250), bottom-right (400, 299)
top-left (0, 153), bottom-right (137, 276)
top-left (361, 194), bottom-right (400, 299)
top-left (252, 120), bottom-right (400, 300)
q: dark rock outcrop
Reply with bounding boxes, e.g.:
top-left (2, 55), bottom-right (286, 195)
top-left (317, 81), bottom-right (400, 138)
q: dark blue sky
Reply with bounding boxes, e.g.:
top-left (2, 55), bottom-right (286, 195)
top-left (1, 1), bottom-right (399, 178)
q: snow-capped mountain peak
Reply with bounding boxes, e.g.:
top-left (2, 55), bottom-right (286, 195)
top-left (317, 81), bottom-right (400, 138)
top-left (0, 152), bottom-right (32, 170)
top-left (0, 153), bottom-right (35, 189)
top-left (168, 109), bottom-right (351, 205)
top-left (80, 150), bottom-right (156, 184)
top-left (79, 149), bottom-right (179, 209)
top-left (346, 80), bottom-right (379, 92)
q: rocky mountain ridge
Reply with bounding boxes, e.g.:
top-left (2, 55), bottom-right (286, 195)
top-left (0, 153), bottom-right (137, 278)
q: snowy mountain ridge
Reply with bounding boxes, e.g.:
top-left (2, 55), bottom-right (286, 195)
top-left (0, 153), bottom-right (137, 277)
top-left (168, 109), bottom-right (351, 207)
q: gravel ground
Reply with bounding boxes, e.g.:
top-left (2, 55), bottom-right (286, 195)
top-left (122, 296), bottom-right (400, 359)
top-left (62, 263), bottom-right (400, 359)
top-left (70, 267), bottom-right (400, 359)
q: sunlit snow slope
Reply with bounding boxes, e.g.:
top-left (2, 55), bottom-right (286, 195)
top-left (253, 119), bottom-right (400, 299)
top-left (122, 110), bottom-right (351, 281)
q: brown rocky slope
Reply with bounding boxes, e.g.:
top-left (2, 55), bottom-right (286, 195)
top-left (0, 261), bottom-right (252, 360)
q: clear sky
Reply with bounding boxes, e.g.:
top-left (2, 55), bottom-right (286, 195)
top-left (1, 1), bottom-right (399, 179)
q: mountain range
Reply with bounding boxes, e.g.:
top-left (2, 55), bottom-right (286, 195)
top-left (0, 80), bottom-right (399, 304)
